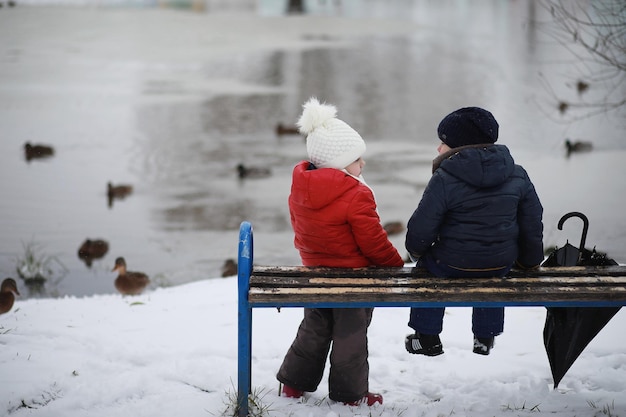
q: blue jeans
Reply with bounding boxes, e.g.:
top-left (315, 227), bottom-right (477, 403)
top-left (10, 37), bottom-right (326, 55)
top-left (408, 256), bottom-right (509, 338)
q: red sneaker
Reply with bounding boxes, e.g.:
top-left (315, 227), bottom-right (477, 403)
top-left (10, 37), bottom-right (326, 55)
top-left (344, 392), bottom-right (383, 406)
top-left (281, 384), bottom-right (304, 399)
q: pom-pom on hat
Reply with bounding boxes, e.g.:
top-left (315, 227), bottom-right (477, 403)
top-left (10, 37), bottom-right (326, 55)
top-left (297, 97), bottom-right (366, 170)
top-left (437, 107), bottom-right (499, 149)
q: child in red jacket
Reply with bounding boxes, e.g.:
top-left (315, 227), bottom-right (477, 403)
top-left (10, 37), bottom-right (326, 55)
top-left (277, 97), bottom-right (404, 406)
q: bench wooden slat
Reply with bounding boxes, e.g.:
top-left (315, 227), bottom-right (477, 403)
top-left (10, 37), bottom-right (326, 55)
top-left (249, 275), bottom-right (626, 288)
top-left (251, 265), bottom-right (626, 279)
top-left (249, 284), bottom-right (626, 304)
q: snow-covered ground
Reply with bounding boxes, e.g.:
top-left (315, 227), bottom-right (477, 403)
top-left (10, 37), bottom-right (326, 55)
top-left (1, 275), bottom-right (625, 417)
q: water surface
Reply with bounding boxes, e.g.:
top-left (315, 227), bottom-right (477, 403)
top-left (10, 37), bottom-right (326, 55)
top-left (1, 1), bottom-right (624, 298)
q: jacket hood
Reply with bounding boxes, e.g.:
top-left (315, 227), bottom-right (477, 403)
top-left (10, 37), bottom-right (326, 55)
top-left (436, 144), bottom-right (515, 188)
top-left (290, 161), bottom-right (360, 210)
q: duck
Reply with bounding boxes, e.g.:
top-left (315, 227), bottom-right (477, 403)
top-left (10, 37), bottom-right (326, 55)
top-left (275, 123), bottom-right (301, 136)
top-left (383, 221), bottom-right (405, 236)
top-left (107, 182), bottom-right (133, 199)
top-left (78, 239), bottom-right (109, 266)
top-left (0, 278), bottom-right (20, 315)
top-left (221, 258), bottom-right (237, 277)
top-left (78, 239), bottom-right (109, 259)
top-left (565, 139), bottom-right (593, 156)
top-left (107, 182), bottom-right (133, 207)
top-left (576, 80), bottom-right (589, 95)
top-left (24, 142), bottom-right (54, 161)
top-left (237, 164), bottom-right (271, 180)
top-left (111, 257), bottom-right (150, 296)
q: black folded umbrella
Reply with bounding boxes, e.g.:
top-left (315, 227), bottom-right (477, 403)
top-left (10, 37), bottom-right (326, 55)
top-left (541, 212), bottom-right (620, 388)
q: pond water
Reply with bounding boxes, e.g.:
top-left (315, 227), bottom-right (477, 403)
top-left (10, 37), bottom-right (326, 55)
top-left (1, 0), bottom-right (624, 299)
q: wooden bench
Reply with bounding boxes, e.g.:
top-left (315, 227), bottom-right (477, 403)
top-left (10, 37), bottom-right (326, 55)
top-left (236, 221), bottom-right (626, 416)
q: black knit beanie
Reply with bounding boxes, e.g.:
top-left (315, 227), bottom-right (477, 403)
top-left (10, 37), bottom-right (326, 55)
top-left (437, 107), bottom-right (499, 148)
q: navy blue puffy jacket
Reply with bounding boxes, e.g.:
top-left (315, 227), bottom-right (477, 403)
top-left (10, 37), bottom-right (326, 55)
top-left (405, 144), bottom-right (543, 273)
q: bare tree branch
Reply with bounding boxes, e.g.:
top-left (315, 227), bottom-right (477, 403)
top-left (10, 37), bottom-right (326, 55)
top-left (537, 0), bottom-right (626, 122)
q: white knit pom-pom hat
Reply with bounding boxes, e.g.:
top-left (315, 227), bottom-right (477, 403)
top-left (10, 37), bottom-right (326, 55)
top-left (297, 97), bottom-right (366, 170)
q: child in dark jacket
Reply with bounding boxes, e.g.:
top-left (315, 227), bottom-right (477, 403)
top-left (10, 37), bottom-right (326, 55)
top-left (277, 97), bottom-right (404, 406)
top-left (405, 107), bottom-right (543, 356)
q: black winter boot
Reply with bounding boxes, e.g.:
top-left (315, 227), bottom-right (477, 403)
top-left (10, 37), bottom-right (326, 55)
top-left (405, 332), bottom-right (444, 356)
top-left (473, 336), bottom-right (495, 355)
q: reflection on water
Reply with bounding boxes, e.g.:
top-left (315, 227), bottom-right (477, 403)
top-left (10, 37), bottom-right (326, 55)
top-left (135, 93), bottom-right (295, 234)
top-left (154, 198), bottom-right (289, 232)
top-left (202, 94), bottom-right (286, 136)
top-left (1, 1), bottom-right (624, 299)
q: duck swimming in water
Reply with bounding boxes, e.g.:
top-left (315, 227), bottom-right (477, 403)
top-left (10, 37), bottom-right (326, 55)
top-left (275, 123), bottom-right (301, 136)
top-left (0, 278), bottom-right (20, 315)
top-left (78, 239), bottom-right (109, 258)
top-left (24, 142), bottom-right (54, 161)
top-left (237, 164), bottom-right (271, 180)
top-left (565, 139), bottom-right (593, 156)
top-left (112, 257), bottom-right (150, 295)
top-left (383, 221), bottom-right (405, 236)
top-left (78, 239), bottom-right (109, 267)
top-left (107, 182), bottom-right (133, 207)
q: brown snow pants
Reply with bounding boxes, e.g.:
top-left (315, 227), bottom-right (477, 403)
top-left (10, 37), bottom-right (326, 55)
top-left (276, 307), bottom-right (373, 403)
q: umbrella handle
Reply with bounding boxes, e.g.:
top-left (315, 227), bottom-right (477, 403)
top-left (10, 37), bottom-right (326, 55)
top-left (557, 212), bottom-right (589, 252)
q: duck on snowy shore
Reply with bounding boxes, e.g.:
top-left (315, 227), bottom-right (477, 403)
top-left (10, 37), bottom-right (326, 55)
top-left (0, 278), bottom-right (20, 315)
top-left (221, 259), bottom-right (237, 277)
top-left (111, 257), bottom-right (150, 296)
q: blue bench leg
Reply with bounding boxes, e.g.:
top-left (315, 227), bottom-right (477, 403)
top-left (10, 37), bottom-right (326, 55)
top-left (237, 221), bottom-right (254, 417)
top-left (237, 304), bottom-right (252, 416)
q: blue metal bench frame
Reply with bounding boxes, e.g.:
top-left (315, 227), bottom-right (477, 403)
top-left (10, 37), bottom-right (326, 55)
top-left (236, 220), bottom-right (626, 416)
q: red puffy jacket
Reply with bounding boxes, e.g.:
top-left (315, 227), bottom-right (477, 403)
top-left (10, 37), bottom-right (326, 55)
top-left (289, 161), bottom-right (403, 268)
